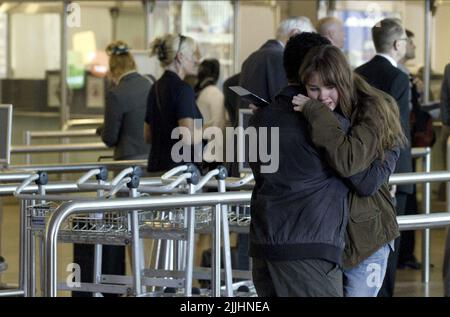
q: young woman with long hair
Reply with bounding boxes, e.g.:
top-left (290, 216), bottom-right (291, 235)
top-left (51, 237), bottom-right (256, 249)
top-left (292, 44), bottom-right (407, 297)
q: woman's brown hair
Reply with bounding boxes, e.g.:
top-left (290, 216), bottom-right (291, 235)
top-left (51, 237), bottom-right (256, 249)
top-left (106, 40), bottom-right (136, 80)
top-left (299, 44), bottom-right (407, 158)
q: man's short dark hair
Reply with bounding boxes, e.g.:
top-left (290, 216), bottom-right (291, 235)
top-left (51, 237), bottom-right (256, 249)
top-left (371, 18), bottom-right (405, 53)
top-left (198, 58), bottom-right (220, 84)
top-left (283, 32), bottom-right (331, 83)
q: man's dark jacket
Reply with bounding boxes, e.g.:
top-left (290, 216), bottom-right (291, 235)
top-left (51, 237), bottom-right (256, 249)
top-left (248, 86), bottom-right (349, 266)
top-left (239, 40), bottom-right (287, 105)
top-left (355, 55), bottom-right (413, 194)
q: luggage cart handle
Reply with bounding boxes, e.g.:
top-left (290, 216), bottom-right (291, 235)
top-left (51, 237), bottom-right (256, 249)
top-left (111, 167), bottom-right (134, 186)
top-left (107, 177), bottom-right (132, 197)
top-left (14, 174), bottom-right (39, 196)
top-left (161, 165), bottom-right (189, 183)
top-left (14, 172), bottom-right (48, 196)
top-left (139, 172), bottom-right (192, 193)
top-left (76, 167), bottom-right (107, 188)
top-left (194, 169), bottom-right (220, 192)
top-left (225, 173), bottom-right (254, 189)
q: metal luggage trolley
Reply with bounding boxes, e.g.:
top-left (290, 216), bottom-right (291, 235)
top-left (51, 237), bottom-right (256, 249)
top-left (14, 171), bottom-right (49, 297)
top-left (219, 173), bottom-right (255, 296)
top-left (14, 167), bottom-right (144, 296)
top-left (137, 163), bottom-right (235, 297)
top-left (223, 174), bottom-right (254, 234)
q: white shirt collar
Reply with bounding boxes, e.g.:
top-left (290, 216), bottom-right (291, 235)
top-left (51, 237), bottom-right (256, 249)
top-left (376, 53), bottom-right (398, 68)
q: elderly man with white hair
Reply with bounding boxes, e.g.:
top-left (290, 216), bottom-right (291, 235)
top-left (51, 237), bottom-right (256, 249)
top-left (239, 16), bottom-right (315, 106)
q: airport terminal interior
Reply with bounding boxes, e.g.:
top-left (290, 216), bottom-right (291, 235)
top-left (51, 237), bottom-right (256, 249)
top-left (1, 0), bottom-right (450, 297)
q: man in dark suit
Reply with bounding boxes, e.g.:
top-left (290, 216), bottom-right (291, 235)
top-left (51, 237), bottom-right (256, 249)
top-left (355, 18), bottom-right (412, 297)
top-left (239, 16), bottom-right (315, 106)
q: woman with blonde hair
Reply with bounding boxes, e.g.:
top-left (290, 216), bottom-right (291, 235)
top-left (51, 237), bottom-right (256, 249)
top-left (292, 44), bottom-right (407, 296)
top-left (145, 34), bottom-right (203, 173)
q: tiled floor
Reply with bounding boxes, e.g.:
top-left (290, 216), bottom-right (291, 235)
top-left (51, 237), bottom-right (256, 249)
top-left (0, 199), bottom-right (448, 297)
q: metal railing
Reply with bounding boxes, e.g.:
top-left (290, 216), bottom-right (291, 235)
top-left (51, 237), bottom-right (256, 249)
top-left (0, 159), bottom-right (445, 296)
top-left (8, 160), bottom-right (147, 174)
top-left (10, 143), bottom-right (112, 167)
top-left (0, 177), bottom-right (163, 197)
top-left (62, 118), bottom-right (103, 131)
top-left (0, 171), bottom-right (33, 183)
top-left (11, 143), bottom-right (108, 154)
top-left (409, 147), bottom-right (432, 283)
top-left (23, 129), bottom-right (100, 164)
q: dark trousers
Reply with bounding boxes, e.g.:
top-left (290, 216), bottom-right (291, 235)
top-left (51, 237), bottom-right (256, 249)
top-left (72, 244), bottom-right (125, 297)
top-left (398, 188), bottom-right (418, 264)
top-left (378, 193), bottom-right (408, 297)
top-left (237, 234), bottom-right (250, 270)
top-left (252, 257), bottom-right (343, 297)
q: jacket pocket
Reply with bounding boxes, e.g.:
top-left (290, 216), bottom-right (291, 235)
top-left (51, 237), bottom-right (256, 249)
top-left (349, 208), bottom-right (383, 252)
top-left (345, 207), bottom-right (383, 262)
top-left (350, 208), bottom-right (381, 223)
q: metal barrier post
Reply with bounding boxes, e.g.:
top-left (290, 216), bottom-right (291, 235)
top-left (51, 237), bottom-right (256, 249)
top-left (422, 147), bottom-right (431, 283)
top-left (19, 200), bottom-right (28, 297)
top-left (212, 203), bottom-right (221, 297)
top-left (24, 131), bottom-right (31, 165)
top-left (217, 167), bottom-right (233, 297)
top-left (93, 171), bottom-right (107, 298)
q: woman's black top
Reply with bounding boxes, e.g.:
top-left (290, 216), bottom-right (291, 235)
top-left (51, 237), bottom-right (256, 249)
top-left (145, 70), bottom-right (203, 172)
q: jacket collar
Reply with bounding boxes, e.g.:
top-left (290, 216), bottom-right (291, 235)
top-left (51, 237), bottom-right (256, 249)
top-left (118, 70), bottom-right (138, 84)
top-left (277, 84), bottom-right (303, 98)
top-left (374, 54), bottom-right (398, 68)
top-left (260, 39), bottom-right (284, 51)
top-left (273, 85), bottom-right (303, 111)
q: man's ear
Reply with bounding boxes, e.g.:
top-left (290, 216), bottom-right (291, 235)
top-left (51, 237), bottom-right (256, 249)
top-left (175, 51), bottom-right (182, 64)
top-left (393, 40), bottom-right (400, 51)
top-left (327, 29), bottom-right (336, 40)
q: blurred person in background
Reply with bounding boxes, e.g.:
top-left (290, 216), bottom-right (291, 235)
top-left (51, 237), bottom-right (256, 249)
top-left (194, 58), bottom-right (229, 171)
top-left (239, 16), bottom-right (316, 107)
top-left (316, 16), bottom-right (345, 49)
